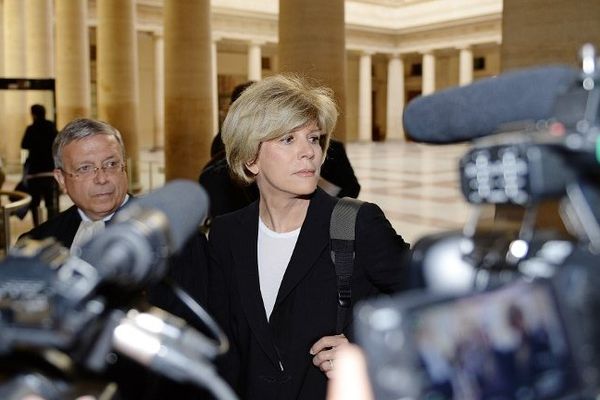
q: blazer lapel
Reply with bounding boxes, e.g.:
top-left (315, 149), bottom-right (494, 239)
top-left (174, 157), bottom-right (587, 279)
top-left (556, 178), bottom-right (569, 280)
top-left (231, 202), bottom-right (282, 368)
top-left (59, 206), bottom-right (83, 248)
top-left (275, 189), bottom-right (334, 307)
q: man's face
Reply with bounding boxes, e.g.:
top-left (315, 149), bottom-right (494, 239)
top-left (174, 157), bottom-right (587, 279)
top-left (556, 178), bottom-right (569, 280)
top-left (54, 134), bottom-right (128, 221)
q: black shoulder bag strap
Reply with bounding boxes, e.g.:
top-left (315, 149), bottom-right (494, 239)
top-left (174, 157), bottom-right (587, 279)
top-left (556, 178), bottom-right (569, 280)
top-left (330, 197), bottom-right (364, 334)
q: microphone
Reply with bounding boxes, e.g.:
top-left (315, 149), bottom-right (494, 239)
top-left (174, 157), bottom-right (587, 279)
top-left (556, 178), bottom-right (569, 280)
top-left (112, 308), bottom-right (219, 371)
top-left (402, 65), bottom-right (579, 144)
top-left (112, 307), bottom-right (238, 400)
top-left (80, 179), bottom-right (208, 288)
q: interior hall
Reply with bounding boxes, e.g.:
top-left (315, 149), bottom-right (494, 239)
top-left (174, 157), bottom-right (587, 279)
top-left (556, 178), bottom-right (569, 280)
top-left (1, 0), bottom-right (599, 251)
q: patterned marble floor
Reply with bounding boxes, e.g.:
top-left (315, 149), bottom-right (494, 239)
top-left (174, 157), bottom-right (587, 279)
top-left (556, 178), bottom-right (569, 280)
top-left (345, 140), bottom-right (471, 245)
top-left (4, 140), bottom-right (474, 249)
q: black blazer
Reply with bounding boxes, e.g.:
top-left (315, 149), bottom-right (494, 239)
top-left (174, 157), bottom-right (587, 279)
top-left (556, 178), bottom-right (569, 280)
top-left (207, 188), bottom-right (411, 400)
top-left (24, 204), bottom-right (83, 247)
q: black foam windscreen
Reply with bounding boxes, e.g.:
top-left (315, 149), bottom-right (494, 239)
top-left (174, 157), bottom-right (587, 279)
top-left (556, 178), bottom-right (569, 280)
top-left (82, 180), bottom-right (209, 287)
top-left (121, 180), bottom-right (209, 252)
top-left (403, 65), bottom-right (579, 144)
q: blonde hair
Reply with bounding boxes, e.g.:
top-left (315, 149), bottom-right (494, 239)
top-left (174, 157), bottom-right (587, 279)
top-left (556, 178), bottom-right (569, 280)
top-left (221, 74), bottom-right (338, 185)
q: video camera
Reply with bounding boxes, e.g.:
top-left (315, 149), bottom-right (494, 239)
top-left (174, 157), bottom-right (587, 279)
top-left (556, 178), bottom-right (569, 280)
top-left (355, 44), bottom-right (600, 400)
top-left (0, 180), bottom-right (238, 400)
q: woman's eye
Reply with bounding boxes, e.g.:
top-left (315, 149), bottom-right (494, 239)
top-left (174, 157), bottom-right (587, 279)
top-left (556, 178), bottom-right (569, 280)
top-left (309, 135), bottom-right (320, 144)
top-left (280, 135), bottom-right (294, 144)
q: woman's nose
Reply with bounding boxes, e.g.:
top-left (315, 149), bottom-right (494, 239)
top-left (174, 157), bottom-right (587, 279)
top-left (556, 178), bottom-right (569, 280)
top-left (298, 138), bottom-right (315, 159)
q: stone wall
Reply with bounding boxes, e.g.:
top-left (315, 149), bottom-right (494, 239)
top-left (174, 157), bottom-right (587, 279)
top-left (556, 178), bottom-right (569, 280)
top-left (501, 0), bottom-right (600, 71)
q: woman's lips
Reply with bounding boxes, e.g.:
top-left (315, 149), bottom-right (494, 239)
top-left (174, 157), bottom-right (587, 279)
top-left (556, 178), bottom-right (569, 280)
top-left (295, 169), bottom-right (316, 177)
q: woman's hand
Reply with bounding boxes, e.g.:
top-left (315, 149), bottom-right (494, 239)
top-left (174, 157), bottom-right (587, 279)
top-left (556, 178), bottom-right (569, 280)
top-left (309, 334), bottom-right (349, 378)
top-left (326, 343), bottom-right (374, 400)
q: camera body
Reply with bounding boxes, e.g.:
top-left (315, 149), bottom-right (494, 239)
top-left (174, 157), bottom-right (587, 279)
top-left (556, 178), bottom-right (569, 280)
top-left (355, 45), bottom-right (600, 400)
top-left (355, 241), bottom-right (600, 400)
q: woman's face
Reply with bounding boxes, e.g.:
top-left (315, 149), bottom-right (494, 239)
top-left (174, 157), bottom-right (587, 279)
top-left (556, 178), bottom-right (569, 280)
top-left (248, 121), bottom-right (324, 199)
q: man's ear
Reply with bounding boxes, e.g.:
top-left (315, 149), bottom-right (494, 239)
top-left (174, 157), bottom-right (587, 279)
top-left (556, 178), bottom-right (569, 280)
top-left (54, 169), bottom-right (66, 191)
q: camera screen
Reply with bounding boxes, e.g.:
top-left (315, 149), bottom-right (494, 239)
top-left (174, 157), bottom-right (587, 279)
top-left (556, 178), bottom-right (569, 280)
top-left (357, 280), bottom-right (582, 400)
top-left (404, 281), bottom-right (577, 400)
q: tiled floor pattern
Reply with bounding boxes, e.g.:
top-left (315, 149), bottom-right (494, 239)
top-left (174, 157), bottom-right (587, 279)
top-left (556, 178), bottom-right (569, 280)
top-left (3, 140), bottom-right (473, 249)
top-left (346, 140), bottom-right (471, 244)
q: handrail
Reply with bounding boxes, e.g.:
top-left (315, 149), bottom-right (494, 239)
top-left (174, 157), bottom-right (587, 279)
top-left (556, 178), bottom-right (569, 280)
top-left (2, 190), bottom-right (32, 211)
top-left (1, 190), bottom-right (32, 256)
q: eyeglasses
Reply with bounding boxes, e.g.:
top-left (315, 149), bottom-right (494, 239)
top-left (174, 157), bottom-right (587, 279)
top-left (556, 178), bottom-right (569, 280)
top-left (61, 160), bottom-right (125, 180)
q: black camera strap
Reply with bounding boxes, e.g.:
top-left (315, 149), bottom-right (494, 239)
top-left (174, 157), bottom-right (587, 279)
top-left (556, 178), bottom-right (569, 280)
top-left (330, 197), bottom-right (364, 334)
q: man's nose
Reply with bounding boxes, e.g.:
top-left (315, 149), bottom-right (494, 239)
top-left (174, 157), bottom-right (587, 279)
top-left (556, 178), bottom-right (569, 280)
top-left (93, 166), bottom-right (110, 182)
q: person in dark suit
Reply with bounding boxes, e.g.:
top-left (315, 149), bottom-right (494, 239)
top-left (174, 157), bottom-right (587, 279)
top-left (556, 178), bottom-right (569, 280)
top-left (20, 118), bottom-right (209, 400)
top-left (199, 81), bottom-right (360, 226)
top-left (20, 104), bottom-right (59, 225)
top-left (319, 138), bottom-right (361, 198)
top-left (199, 81), bottom-right (259, 224)
top-left (22, 118), bottom-right (130, 251)
top-left (207, 74), bottom-right (411, 400)
top-left (209, 80), bottom-right (257, 159)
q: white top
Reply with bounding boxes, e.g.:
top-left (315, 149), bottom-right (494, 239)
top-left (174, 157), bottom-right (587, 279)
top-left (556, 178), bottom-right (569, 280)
top-left (70, 195), bottom-right (130, 255)
top-left (71, 219), bottom-right (106, 255)
top-left (257, 218), bottom-right (301, 320)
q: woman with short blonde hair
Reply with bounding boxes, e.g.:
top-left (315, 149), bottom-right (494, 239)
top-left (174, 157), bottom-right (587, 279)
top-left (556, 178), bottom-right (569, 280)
top-left (222, 74), bottom-right (337, 185)
top-left (208, 74), bottom-right (411, 400)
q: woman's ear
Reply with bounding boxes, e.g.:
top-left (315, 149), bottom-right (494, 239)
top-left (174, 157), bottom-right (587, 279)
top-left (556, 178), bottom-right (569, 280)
top-left (245, 160), bottom-right (259, 176)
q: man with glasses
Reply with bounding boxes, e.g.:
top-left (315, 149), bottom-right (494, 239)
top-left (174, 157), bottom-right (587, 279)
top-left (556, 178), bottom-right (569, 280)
top-left (20, 118), bottom-right (209, 400)
top-left (23, 118), bottom-right (130, 250)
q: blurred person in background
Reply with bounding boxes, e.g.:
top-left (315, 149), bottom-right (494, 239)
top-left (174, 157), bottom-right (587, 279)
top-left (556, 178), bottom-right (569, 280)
top-left (18, 104), bottom-right (59, 225)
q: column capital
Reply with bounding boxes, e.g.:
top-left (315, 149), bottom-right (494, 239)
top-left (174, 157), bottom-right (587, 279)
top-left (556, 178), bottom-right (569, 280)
top-left (455, 45), bottom-right (474, 53)
top-left (248, 39), bottom-right (266, 46)
top-left (419, 48), bottom-right (436, 56)
top-left (359, 49), bottom-right (376, 56)
top-left (387, 52), bottom-right (405, 60)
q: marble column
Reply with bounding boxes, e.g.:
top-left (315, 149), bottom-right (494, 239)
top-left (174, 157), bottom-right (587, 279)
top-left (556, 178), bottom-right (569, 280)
top-left (459, 46), bottom-right (474, 86)
top-left (55, 0), bottom-right (91, 129)
top-left (358, 51), bottom-right (372, 142)
top-left (421, 51), bottom-right (436, 95)
top-left (386, 54), bottom-right (405, 140)
top-left (153, 32), bottom-right (164, 150)
top-left (0, 1), bottom-right (3, 74)
top-left (2, 0), bottom-right (27, 172)
top-left (164, 0), bottom-right (213, 181)
top-left (279, 0), bottom-right (347, 140)
top-left (25, 0), bottom-right (53, 112)
top-left (212, 38), bottom-right (219, 133)
top-left (0, 2), bottom-right (3, 159)
top-left (97, 0), bottom-right (141, 191)
top-left (248, 41), bottom-right (262, 81)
